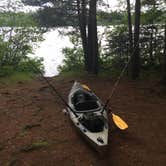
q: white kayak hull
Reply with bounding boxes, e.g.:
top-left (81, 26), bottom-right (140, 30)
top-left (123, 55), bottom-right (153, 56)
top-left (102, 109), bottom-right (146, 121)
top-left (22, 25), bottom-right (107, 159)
top-left (67, 81), bottom-right (109, 149)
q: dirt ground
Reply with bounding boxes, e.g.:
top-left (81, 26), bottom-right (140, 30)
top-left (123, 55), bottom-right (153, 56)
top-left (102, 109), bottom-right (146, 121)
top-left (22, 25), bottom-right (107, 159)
top-left (0, 76), bottom-right (166, 166)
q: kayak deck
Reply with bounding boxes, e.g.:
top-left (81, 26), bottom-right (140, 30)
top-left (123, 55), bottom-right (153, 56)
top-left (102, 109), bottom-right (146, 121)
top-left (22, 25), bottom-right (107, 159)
top-left (67, 81), bottom-right (109, 148)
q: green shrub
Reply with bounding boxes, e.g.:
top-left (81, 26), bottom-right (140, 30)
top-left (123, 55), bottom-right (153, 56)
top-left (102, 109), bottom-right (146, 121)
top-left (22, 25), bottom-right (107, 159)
top-left (58, 47), bottom-right (84, 73)
top-left (0, 66), bottom-right (14, 77)
top-left (16, 57), bottom-right (44, 74)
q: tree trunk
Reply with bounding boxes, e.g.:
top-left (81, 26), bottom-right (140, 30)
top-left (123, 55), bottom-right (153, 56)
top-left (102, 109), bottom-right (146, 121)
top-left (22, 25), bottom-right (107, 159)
top-left (88, 0), bottom-right (99, 74)
top-left (131, 0), bottom-right (141, 79)
top-left (127, 0), bottom-right (133, 53)
top-left (76, 0), bottom-right (89, 71)
top-left (149, 28), bottom-right (154, 65)
top-left (163, 23), bottom-right (166, 83)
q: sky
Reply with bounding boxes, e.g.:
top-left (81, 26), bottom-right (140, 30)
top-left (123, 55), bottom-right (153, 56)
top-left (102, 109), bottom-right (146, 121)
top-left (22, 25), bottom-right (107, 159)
top-left (0, 0), bottom-right (39, 12)
top-left (0, 0), bottom-right (135, 12)
top-left (104, 0), bottom-right (118, 7)
top-left (103, 0), bottom-right (135, 11)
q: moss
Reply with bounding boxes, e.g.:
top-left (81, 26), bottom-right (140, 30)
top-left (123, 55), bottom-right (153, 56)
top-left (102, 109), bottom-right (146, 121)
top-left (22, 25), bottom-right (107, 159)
top-left (32, 107), bottom-right (43, 116)
top-left (0, 144), bottom-right (4, 151)
top-left (20, 141), bottom-right (48, 152)
top-left (22, 124), bottom-right (41, 131)
top-left (18, 131), bottom-right (27, 138)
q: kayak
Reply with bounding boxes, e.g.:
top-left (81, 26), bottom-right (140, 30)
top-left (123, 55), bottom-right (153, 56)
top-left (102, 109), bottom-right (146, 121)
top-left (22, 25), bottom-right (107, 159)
top-left (66, 81), bottom-right (109, 149)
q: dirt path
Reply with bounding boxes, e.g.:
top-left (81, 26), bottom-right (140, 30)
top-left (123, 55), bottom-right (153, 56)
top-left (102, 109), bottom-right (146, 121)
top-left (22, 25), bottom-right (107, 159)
top-left (0, 76), bottom-right (166, 166)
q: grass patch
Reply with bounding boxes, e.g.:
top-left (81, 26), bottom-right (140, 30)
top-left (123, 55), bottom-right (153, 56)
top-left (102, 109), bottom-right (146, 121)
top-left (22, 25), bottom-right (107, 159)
top-left (58, 70), bottom-right (87, 78)
top-left (0, 144), bottom-right (4, 151)
top-left (22, 124), bottom-right (41, 131)
top-left (58, 69), bottom-right (162, 82)
top-left (20, 141), bottom-right (48, 152)
top-left (0, 72), bottom-right (35, 85)
top-left (18, 131), bottom-right (27, 138)
top-left (32, 107), bottom-right (43, 116)
top-left (57, 70), bottom-right (122, 80)
top-left (19, 123), bottom-right (41, 138)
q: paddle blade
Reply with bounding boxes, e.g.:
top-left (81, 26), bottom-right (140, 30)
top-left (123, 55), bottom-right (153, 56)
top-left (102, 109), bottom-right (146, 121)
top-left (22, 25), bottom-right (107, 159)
top-left (82, 84), bottom-right (91, 91)
top-left (112, 113), bottom-right (128, 130)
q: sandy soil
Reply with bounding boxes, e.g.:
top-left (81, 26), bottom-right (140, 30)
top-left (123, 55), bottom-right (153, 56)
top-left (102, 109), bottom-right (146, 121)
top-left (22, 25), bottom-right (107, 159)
top-left (0, 76), bottom-right (166, 166)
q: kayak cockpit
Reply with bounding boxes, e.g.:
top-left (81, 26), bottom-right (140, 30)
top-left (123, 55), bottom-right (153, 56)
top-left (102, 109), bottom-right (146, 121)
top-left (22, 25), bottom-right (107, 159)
top-left (75, 100), bottom-right (99, 111)
top-left (79, 113), bottom-right (105, 132)
top-left (71, 90), bottom-right (101, 112)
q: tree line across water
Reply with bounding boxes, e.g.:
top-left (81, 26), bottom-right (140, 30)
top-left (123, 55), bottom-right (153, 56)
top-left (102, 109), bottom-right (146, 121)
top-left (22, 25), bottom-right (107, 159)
top-left (0, 0), bottom-right (166, 84)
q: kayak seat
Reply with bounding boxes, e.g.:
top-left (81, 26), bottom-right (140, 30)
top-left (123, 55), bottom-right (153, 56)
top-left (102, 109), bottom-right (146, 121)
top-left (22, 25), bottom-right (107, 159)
top-left (73, 91), bottom-right (97, 103)
top-left (75, 100), bottom-right (99, 111)
top-left (80, 114), bottom-right (105, 132)
top-left (72, 90), bottom-right (99, 111)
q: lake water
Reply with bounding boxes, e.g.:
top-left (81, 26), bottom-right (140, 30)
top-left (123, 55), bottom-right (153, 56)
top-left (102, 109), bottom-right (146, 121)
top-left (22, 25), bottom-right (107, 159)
top-left (29, 28), bottom-right (73, 77)
top-left (30, 27), bottom-right (110, 77)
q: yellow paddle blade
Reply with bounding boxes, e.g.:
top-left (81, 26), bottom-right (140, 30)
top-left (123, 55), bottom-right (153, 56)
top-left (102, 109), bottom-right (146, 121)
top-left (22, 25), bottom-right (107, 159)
top-left (82, 84), bottom-right (91, 91)
top-left (112, 113), bottom-right (128, 130)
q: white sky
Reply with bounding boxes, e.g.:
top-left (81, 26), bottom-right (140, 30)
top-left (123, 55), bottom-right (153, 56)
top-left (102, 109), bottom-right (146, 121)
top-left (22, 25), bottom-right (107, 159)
top-left (0, 0), bottom-right (135, 12)
top-left (103, 0), bottom-right (135, 11)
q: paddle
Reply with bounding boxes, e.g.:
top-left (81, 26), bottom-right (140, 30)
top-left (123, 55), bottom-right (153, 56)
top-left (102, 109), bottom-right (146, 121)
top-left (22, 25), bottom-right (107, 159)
top-left (111, 112), bottom-right (128, 130)
top-left (81, 84), bottom-right (91, 91)
top-left (81, 84), bottom-right (128, 130)
top-left (108, 108), bottom-right (128, 130)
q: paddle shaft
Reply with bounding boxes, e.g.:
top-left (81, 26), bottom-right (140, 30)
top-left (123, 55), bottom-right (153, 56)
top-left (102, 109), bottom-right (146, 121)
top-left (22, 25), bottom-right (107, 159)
top-left (102, 40), bottom-right (140, 112)
top-left (32, 65), bottom-right (78, 117)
